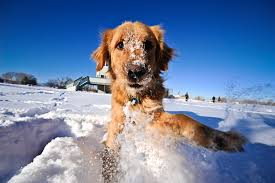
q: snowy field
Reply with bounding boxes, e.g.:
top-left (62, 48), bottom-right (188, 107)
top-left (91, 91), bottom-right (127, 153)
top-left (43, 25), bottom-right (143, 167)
top-left (0, 83), bottom-right (275, 183)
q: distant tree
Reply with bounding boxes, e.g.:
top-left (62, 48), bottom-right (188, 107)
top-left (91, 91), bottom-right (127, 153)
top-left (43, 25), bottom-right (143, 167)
top-left (194, 96), bottom-right (205, 101)
top-left (21, 76), bottom-right (28, 85)
top-left (59, 77), bottom-right (73, 89)
top-left (220, 97), bottom-right (227, 103)
top-left (164, 88), bottom-right (174, 98)
top-left (1, 72), bottom-right (15, 82)
top-left (185, 92), bottom-right (189, 101)
top-left (167, 94), bottom-right (175, 99)
top-left (1, 72), bottom-right (37, 85)
top-left (21, 75), bottom-right (37, 85)
top-left (46, 79), bottom-right (58, 88)
top-left (266, 99), bottom-right (274, 106)
top-left (212, 96), bottom-right (216, 103)
top-left (46, 77), bottom-right (73, 89)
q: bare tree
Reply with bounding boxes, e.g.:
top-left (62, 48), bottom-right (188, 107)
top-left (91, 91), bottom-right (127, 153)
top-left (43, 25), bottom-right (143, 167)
top-left (1, 72), bottom-right (37, 85)
top-left (46, 77), bottom-right (73, 89)
top-left (194, 96), bottom-right (205, 101)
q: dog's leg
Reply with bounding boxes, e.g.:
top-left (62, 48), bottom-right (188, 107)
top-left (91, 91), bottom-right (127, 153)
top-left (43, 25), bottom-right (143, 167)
top-left (152, 112), bottom-right (246, 152)
top-left (102, 102), bottom-right (125, 182)
top-left (105, 103), bottom-right (125, 150)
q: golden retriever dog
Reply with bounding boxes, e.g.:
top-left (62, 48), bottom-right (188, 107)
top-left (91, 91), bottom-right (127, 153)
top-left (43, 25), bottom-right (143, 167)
top-left (92, 21), bottom-right (246, 153)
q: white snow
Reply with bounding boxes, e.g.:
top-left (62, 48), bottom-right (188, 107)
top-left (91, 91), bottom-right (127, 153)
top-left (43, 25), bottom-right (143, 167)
top-left (0, 83), bottom-right (275, 183)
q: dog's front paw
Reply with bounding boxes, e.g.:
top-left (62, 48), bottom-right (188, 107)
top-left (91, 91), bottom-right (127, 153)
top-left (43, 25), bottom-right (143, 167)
top-left (101, 147), bottom-right (119, 183)
top-left (212, 131), bottom-right (247, 152)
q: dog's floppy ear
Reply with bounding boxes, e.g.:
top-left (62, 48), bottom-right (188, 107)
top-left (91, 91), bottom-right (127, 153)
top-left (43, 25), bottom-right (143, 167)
top-left (150, 25), bottom-right (174, 71)
top-left (92, 29), bottom-right (113, 71)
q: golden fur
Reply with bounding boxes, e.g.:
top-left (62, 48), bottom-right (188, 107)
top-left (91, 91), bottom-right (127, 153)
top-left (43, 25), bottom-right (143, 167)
top-left (92, 21), bottom-right (246, 152)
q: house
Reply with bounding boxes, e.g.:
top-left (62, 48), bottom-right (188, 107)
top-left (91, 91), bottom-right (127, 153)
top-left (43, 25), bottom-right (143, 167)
top-left (66, 65), bottom-right (111, 93)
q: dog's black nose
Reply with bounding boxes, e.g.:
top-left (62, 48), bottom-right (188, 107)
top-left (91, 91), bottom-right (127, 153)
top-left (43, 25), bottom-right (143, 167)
top-left (127, 64), bottom-right (147, 81)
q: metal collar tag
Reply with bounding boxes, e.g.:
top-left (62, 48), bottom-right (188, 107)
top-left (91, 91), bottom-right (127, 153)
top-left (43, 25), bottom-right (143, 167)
top-left (130, 97), bottom-right (140, 105)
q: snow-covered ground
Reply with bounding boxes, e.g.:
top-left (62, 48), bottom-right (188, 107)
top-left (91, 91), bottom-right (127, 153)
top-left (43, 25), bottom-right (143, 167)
top-left (0, 83), bottom-right (275, 183)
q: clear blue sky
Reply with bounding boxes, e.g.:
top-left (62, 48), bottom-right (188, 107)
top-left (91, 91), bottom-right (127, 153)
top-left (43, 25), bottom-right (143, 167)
top-left (0, 0), bottom-right (274, 98)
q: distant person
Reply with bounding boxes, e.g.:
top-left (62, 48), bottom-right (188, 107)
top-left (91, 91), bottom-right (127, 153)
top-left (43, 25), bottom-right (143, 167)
top-left (218, 96), bottom-right (221, 102)
top-left (185, 92), bottom-right (189, 101)
top-left (212, 96), bottom-right (216, 103)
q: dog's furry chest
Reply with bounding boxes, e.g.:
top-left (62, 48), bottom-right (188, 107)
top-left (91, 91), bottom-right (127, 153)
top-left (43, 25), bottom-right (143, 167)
top-left (123, 102), bottom-right (153, 126)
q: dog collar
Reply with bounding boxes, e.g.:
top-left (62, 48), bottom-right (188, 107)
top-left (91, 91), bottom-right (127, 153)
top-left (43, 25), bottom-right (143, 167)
top-left (129, 97), bottom-right (141, 105)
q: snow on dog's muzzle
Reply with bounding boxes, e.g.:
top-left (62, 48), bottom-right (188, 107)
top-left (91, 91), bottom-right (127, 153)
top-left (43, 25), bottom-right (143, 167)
top-left (126, 62), bottom-right (148, 82)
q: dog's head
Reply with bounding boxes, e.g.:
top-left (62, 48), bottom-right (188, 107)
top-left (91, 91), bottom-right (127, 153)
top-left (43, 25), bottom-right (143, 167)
top-left (92, 22), bottom-right (174, 90)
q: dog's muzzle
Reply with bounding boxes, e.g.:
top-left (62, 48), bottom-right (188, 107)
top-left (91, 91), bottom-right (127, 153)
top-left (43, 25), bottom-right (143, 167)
top-left (126, 63), bottom-right (148, 83)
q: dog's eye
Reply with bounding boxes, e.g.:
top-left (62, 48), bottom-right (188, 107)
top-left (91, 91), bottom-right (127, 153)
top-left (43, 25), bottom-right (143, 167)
top-left (116, 41), bottom-right (124, 50)
top-left (144, 40), bottom-right (153, 51)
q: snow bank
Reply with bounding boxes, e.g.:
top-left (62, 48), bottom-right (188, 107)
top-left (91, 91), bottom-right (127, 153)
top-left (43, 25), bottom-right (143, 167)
top-left (0, 117), bottom-right (71, 181)
top-left (8, 137), bottom-right (103, 183)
